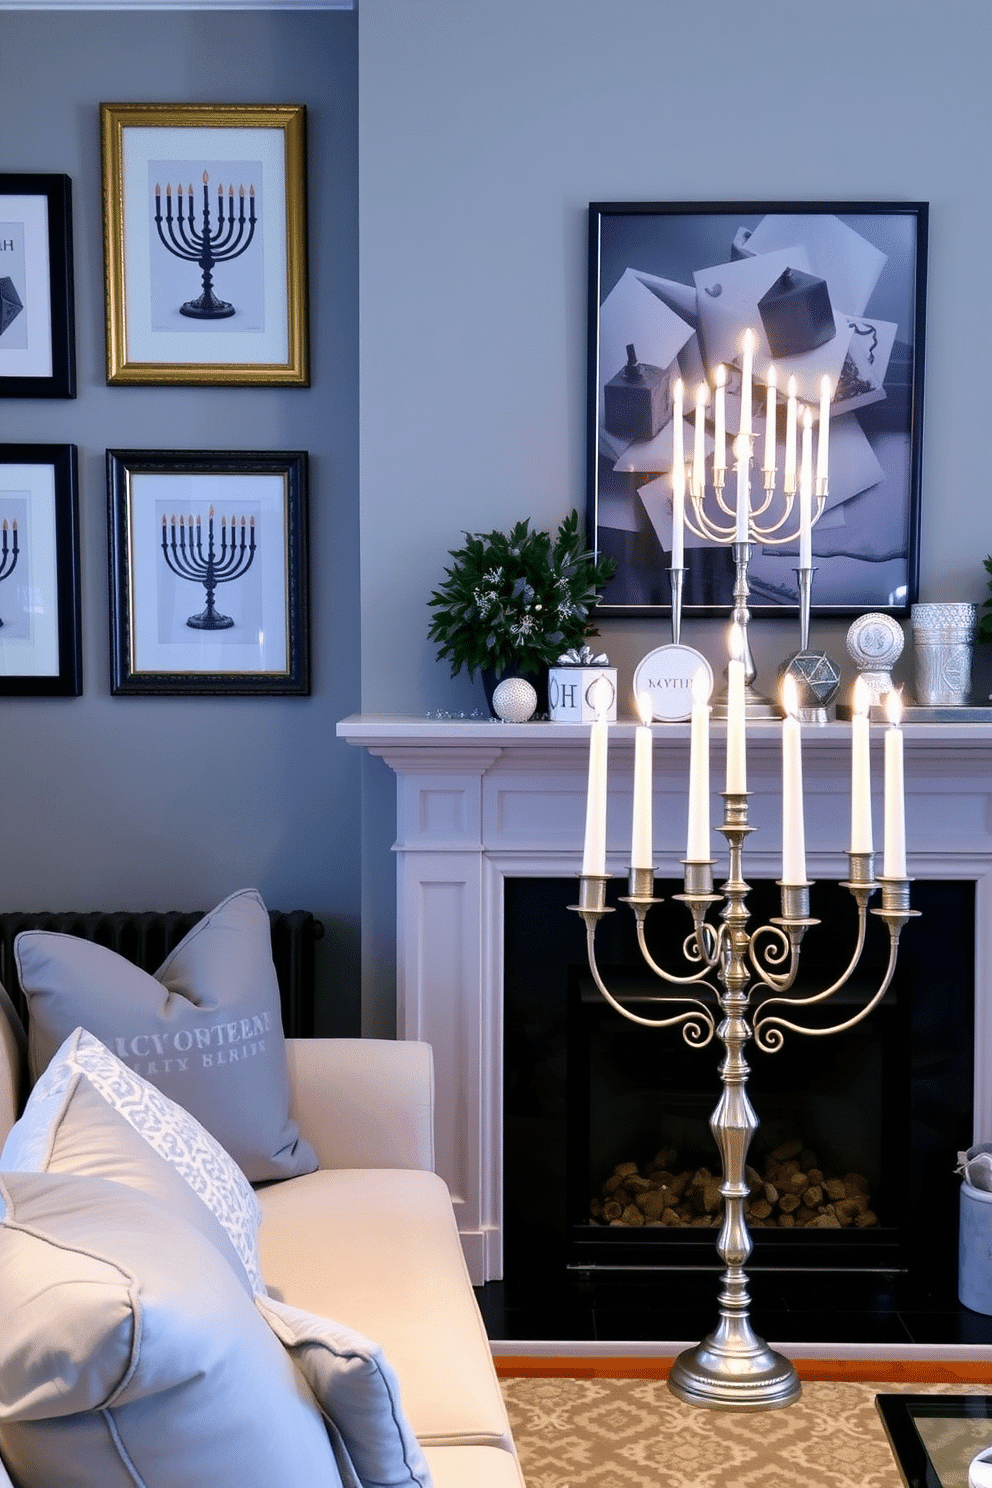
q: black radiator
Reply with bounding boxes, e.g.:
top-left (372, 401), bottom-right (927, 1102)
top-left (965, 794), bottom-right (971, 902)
top-left (0, 910), bottom-right (323, 1039)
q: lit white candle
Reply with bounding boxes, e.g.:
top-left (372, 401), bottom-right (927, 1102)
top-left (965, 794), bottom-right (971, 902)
top-left (799, 407), bottom-right (813, 570)
top-left (687, 668), bottom-right (711, 861)
top-left (817, 374), bottom-right (832, 489)
top-left (764, 365), bottom-right (777, 475)
top-left (734, 433), bottom-right (750, 543)
top-left (631, 692), bottom-right (654, 871)
top-left (714, 365), bottom-right (727, 476)
top-left (784, 375), bottom-right (798, 495)
top-left (726, 622), bottom-right (747, 794)
top-left (582, 708), bottom-right (610, 876)
top-left (850, 677), bottom-right (873, 854)
top-left (739, 328), bottom-right (754, 438)
top-left (781, 673), bottom-right (806, 886)
top-left (693, 381), bottom-right (708, 499)
top-left (671, 378), bottom-right (685, 569)
top-left (883, 690), bottom-right (906, 878)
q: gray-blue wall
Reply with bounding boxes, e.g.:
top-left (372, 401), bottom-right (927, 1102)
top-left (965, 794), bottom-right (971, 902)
top-left (1, 9), bottom-right (361, 1033)
top-left (357, 0), bottom-right (992, 1032)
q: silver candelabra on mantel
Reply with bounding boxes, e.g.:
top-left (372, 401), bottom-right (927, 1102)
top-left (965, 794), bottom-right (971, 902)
top-left (572, 825), bottom-right (916, 1411)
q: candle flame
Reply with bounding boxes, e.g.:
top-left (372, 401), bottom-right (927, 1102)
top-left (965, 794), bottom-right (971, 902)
top-left (886, 688), bottom-right (903, 727)
top-left (692, 668), bottom-right (710, 707)
top-left (767, 364), bottom-right (777, 389)
top-left (782, 672), bottom-right (800, 719)
top-left (636, 690), bottom-right (653, 727)
top-left (716, 364), bottom-right (727, 389)
top-left (674, 377), bottom-right (684, 399)
top-left (821, 374), bottom-right (833, 399)
top-left (853, 676), bottom-right (871, 716)
top-left (803, 407), bottom-right (813, 430)
top-left (729, 620), bottom-right (745, 664)
top-left (788, 374), bottom-right (797, 397)
top-left (696, 381), bottom-right (708, 407)
top-left (742, 327), bottom-right (756, 353)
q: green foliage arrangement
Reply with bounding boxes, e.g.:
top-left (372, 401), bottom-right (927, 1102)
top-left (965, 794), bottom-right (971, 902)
top-left (981, 556), bottom-right (992, 643)
top-left (427, 510), bottom-right (616, 679)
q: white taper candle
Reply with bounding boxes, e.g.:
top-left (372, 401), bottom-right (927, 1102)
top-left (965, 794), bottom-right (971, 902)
top-left (850, 677), bottom-right (873, 854)
top-left (631, 692), bottom-right (654, 871)
top-left (781, 673), bottom-right (806, 886)
top-left (582, 710), bottom-right (609, 876)
top-left (687, 668), bottom-right (711, 862)
top-left (726, 622), bottom-right (747, 794)
top-left (883, 690), bottom-right (906, 878)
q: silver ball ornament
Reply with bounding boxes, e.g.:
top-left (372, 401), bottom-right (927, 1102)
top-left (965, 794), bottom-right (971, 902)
top-left (492, 677), bottom-right (538, 722)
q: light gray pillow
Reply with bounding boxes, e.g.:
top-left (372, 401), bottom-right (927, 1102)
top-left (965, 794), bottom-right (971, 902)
top-left (257, 1294), bottom-right (433, 1488)
top-left (1, 1027), bottom-right (264, 1294)
top-left (0, 1170), bottom-right (342, 1487)
top-left (16, 888), bottom-right (316, 1183)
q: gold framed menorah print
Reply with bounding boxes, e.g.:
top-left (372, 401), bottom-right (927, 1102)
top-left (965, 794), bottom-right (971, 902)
top-left (107, 449), bottom-right (310, 695)
top-left (100, 104), bottom-right (309, 386)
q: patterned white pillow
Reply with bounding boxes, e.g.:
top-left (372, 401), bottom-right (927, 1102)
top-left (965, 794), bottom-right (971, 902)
top-left (1, 1027), bottom-right (264, 1294)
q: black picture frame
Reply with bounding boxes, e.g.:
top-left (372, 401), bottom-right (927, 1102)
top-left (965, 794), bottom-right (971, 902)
top-left (0, 174), bottom-right (76, 399)
top-left (107, 448), bottom-right (310, 695)
top-left (0, 444), bottom-right (82, 696)
top-left (587, 201), bottom-right (928, 619)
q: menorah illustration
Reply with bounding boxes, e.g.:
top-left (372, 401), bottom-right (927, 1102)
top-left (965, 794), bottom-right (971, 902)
top-left (153, 172), bottom-right (257, 320)
top-left (161, 506), bottom-right (256, 631)
top-left (0, 518), bottom-right (19, 628)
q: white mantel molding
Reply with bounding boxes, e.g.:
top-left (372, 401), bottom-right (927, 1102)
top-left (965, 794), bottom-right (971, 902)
top-left (340, 714), bottom-right (992, 1283)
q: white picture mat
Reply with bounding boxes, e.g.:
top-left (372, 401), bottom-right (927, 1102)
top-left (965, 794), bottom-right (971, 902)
top-left (122, 126), bottom-right (289, 366)
top-left (0, 462), bottom-right (59, 676)
top-left (128, 471), bottom-right (290, 674)
top-left (0, 196), bottom-right (53, 379)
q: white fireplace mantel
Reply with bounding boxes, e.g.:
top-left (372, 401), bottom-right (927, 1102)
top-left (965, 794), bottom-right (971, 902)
top-left (339, 714), bottom-right (992, 1284)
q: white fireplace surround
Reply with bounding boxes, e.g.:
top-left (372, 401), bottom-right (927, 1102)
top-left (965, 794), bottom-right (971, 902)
top-left (339, 715), bottom-right (992, 1286)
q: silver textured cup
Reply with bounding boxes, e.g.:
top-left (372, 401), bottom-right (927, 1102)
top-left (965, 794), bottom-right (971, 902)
top-left (911, 601), bottom-right (977, 705)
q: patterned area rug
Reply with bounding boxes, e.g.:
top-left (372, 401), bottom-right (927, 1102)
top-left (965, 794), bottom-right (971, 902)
top-left (500, 1377), bottom-right (990, 1488)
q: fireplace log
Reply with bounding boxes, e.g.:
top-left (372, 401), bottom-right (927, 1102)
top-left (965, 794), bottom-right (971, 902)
top-left (590, 1149), bottom-right (879, 1230)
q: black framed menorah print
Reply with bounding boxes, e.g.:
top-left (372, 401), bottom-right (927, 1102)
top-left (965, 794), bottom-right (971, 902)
top-left (0, 175), bottom-right (76, 398)
top-left (107, 449), bottom-right (310, 695)
top-left (587, 201), bottom-right (927, 618)
top-left (100, 104), bottom-right (309, 386)
top-left (0, 444), bottom-right (82, 695)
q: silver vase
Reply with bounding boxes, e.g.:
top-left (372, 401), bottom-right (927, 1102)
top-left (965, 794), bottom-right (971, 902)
top-left (911, 601), bottom-right (977, 706)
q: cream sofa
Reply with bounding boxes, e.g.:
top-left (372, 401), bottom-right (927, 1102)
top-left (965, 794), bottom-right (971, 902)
top-left (0, 1013), bottom-right (525, 1488)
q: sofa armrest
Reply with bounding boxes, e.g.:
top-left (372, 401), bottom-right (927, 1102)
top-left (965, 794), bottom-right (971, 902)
top-left (284, 1038), bottom-right (435, 1172)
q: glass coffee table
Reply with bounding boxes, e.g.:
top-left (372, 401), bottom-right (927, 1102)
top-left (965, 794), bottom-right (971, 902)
top-left (877, 1395), bottom-right (992, 1488)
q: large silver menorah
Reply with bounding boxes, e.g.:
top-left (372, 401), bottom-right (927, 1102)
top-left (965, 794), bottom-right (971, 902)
top-left (572, 816), bottom-right (917, 1411)
top-left (0, 518), bottom-right (19, 627)
top-left (161, 506), bottom-right (256, 631)
top-left (153, 172), bottom-right (257, 320)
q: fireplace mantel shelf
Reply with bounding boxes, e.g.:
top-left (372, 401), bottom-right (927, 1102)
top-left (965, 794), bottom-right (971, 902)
top-left (339, 712), bottom-right (992, 1283)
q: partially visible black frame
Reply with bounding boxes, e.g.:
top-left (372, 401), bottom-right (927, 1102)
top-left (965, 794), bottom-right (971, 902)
top-left (107, 448), bottom-right (310, 696)
top-left (0, 174), bottom-right (76, 399)
top-left (876, 1393), bottom-right (992, 1488)
top-left (587, 201), bottom-right (928, 619)
top-left (0, 443), bottom-right (82, 696)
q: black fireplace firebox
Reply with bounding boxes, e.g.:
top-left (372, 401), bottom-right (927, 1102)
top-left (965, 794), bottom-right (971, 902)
top-left (503, 876), bottom-right (974, 1290)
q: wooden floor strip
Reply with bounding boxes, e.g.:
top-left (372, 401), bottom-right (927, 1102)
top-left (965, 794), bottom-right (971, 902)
top-left (494, 1355), bottom-right (992, 1383)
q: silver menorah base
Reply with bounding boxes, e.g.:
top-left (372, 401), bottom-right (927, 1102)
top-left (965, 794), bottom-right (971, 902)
top-left (571, 808), bottom-right (917, 1411)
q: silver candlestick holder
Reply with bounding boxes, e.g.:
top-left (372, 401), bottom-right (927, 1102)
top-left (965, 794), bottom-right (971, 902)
top-left (684, 426), bottom-right (827, 721)
top-left (570, 813), bottom-right (917, 1411)
top-left (779, 565), bottom-right (842, 724)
